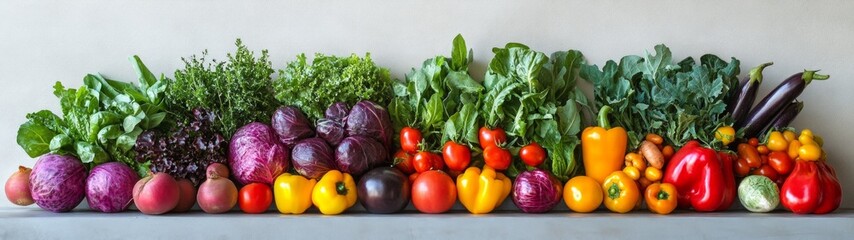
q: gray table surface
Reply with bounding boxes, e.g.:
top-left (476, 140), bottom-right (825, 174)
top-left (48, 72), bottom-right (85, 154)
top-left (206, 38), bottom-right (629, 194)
top-left (1, 206), bottom-right (851, 240)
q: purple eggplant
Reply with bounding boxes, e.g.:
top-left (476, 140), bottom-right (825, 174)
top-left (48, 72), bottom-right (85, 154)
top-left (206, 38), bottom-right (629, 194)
top-left (742, 70), bottom-right (828, 137)
top-left (765, 100), bottom-right (804, 132)
top-left (729, 62), bottom-right (773, 128)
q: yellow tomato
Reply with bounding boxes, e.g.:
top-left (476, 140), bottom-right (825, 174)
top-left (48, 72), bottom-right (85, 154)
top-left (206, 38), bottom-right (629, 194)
top-left (783, 130), bottom-right (797, 142)
top-left (563, 176), bottom-right (603, 213)
top-left (788, 140), bottom-right (802, 159)
top-left (799, 144), bottom-right (822, 161)
top-left (714, 126), bottom-right (736, 146)
top-left (623, 166), bottom-right (641, 180)
top-left (645, 167), bottom-right (662, 182)
top-left (767, 131), bottom-right (788, 152)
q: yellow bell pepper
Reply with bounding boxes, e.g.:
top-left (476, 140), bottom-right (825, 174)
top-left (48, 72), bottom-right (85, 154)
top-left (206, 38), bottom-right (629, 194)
top-left (582, 106), bottom-right (628, 184)
top-left (274, 173), bottom-right (316, 214)
top-left (312, 170), bottom-right (357, 215)
top-left (456, 166), bottom-right (512, 214)
top-left (602, 171), bottom-right (639, 213)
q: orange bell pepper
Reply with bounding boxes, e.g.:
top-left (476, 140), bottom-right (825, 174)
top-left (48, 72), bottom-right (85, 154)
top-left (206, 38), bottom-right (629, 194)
top-left (645, 183), bottom-right (677, 214)
top-left (582, 106), bottom-right (628, 184)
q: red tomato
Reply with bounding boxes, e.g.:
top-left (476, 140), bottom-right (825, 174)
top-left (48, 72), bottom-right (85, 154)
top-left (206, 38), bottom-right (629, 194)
top-left (413, 152), bottom-right (444, 173)
top-left (442, 141), bottom-right (471, 171)
top-left (767, 151), bottom-right (794, 175)
top-left (483, 146), bottom-right (512, 171)
top-left (747, 138), bottom-right (760, 147)
top-left (520, 142), bottom-right (546, 167)
top-left (239, 183), bottom-right (272, 214)
top-left (411, 170), bottom-right (457, 214)
top-left (400, 127), bottom-right (423, 153)
top-left (751, 165), bottom-right (779, 182)
top-left (734, 158), bottom-right (751, 177)
top-left (478, 127), bottom-right (507, 149)
top-left (393, 150), bottom-right (415, 174)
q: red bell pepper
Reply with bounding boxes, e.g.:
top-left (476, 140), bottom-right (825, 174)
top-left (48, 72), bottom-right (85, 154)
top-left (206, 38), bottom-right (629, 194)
top-left (781, 160), bottom-right (842, 214)
top-left (663, 140), bottom-right (736, 211)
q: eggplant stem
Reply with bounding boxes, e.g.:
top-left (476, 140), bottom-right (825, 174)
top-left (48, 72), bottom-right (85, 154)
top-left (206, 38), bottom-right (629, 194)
top-left (748, 62), bottom-right (774, 83)
top-left (802, 70), bottom-right (830, 85)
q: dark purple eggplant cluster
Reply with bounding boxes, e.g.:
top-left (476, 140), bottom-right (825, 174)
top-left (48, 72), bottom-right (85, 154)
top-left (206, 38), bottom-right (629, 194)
top-left (273, 101), bottom-right (392, 179)
top-left (729, 64), bottom-right (827, 137)
top-left (135, 108), bottom-right (228, 186)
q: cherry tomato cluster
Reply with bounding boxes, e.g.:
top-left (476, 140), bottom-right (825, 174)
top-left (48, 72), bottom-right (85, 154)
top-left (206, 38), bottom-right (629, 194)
top-left (622, 133), bottom-right (675, 193)
top-left (734, 129), bottom-right (823, 185)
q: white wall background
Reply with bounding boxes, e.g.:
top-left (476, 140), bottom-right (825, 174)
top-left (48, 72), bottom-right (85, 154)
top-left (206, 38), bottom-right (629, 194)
top-left (1, 0), bottom-right (852, 208)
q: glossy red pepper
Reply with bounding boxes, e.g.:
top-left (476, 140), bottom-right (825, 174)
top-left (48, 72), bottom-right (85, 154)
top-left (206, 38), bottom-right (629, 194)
top-left (662, 141), bottom-right (736, 212)
top-left (781, 160), bottom-right (842, 214)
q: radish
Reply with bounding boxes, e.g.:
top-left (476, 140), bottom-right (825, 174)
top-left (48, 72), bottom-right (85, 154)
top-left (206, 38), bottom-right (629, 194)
top-left (5, 166), bottom-right (33, 206)
top-left (133, 172), bottom-right (180, 215)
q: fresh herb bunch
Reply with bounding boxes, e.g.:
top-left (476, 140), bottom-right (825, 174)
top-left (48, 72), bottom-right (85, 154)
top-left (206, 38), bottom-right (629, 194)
top-left (581, 44), bottom-right (740, 150)
top-left (135, 108), bottom-right (227, 186)
top-left (167, 39), bottom-right (277, 138)
top-left (389, 34), bottom-right (484, 151)
top-left (275, 52), bottom-right (393, 122)
top-left (482, 43), bottom-right (589, 181)
top-left (16, 56), bottom-right (169, 176)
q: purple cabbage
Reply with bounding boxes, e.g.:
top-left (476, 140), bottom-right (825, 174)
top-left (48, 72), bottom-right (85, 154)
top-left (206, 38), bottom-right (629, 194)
top-left (272, 106), bottom-right (314, 148)
top-left (29, 154), bottom-right (87, 212)
top-left (85, 162), bottom-right (139, 213)
top-left (325, 102), bottom-right (350, 121)
top-left (512, 169), bottom-right (562, 213)
top-left (316, 118), bottom-right (346, 145)
top-left (291, 138), bottom-right (337, 179)
top-left (335, 136), bottom-right (388, 177)
top-left (229, 122), bottom-right (289, 185)
top-left (346, 101), bottom-right (393, 153)
top-left (316, 102), bottom-right (350, 145)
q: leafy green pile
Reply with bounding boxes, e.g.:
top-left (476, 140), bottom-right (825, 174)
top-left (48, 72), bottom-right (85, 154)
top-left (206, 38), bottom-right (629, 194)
top-left (167, 39), bottom-right (277, 138)
top-left (482, 43), bottom-right (589, 181)
top-left (581, 45), bottom-right (740, 150)
top-left (16, 56), bottom-right (168, 176)
top-left (275, 52), bottom-right (393, 122)
top-left (389, 34), bottom-right (484, 150)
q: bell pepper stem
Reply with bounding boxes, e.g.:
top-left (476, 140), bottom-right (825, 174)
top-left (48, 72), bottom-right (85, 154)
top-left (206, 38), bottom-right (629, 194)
top-left (802, 70), bottom-right (830, 85)
top-left (748, 62), bottom-right (773, 84)
top-left (336, 181), bottom-right (348, 196)
top-left (597, 105), bottom-right (614, 129)
top-left (658, 190), bottom-right (670, 200)
top-left (608, 183), bottom-right (621, 200)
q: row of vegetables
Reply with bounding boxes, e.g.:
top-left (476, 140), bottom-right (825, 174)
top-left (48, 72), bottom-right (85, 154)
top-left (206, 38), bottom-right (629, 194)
top-left (5, 35), bottom-right (841, 215)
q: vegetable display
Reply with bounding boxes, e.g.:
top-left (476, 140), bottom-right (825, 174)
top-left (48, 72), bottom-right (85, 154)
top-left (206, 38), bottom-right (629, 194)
top-left (8, 36), bottom-right (844, 217)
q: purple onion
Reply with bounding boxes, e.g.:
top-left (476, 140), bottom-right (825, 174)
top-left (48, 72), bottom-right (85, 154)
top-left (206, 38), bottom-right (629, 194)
top-left (512, 169), bottom-right (562, 213)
